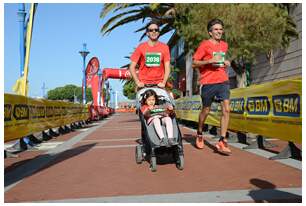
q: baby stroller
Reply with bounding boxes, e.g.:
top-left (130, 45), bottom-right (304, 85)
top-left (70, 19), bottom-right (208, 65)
top-left (135, 85), bottom-right (184, 172)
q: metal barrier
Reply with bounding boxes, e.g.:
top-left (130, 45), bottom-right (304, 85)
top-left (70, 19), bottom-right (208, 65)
top-left (175, 77), bottom-right (301, 159)
top-left (4, 93), bottom-right (90, 143)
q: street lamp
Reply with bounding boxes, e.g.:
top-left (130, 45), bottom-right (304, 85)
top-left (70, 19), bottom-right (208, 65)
top-left (109, 87), bottom-right (113, 108)
top-left (17, 3), bottom-right (26, 77)
top-left (73, 87), bottom-right (78, 103)
top-left (97, 69), bottom-right (102, 106)
top-left (79, 43), bottom-right (90, 104)
top-left (105, 81), bottom-right (109, 107)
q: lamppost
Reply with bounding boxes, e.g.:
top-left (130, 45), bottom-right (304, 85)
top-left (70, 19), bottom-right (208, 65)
top-left (17, 3), bottom-right (26, 77)
top-left (41, 82), bottom-right (48, 98)
top-left (97, 69), bottom-right (102, 106)
top-left (79, 43), bottom-right (90, 104)
top-left (109, 87), bottom-right (113, 108)
top-left (115, 91), bottom-right (118, 109)
top-left (105, 81), bottom-right (109, 107)
top-left (73, 87), bottom-right (78, 103)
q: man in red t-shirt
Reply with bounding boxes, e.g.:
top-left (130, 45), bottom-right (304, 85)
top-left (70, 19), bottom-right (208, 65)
top-left (129, 20), bottom-right (171, 88)
top-left (192, 18), bottom-right (231, 155)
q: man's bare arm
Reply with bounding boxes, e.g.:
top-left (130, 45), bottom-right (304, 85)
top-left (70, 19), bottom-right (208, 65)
top-left (129, 61), bottom-right (144, 87)
top-left (162, 61), bottom-right (171, 84)
top-left (192, 59), bottom-right (213, 69)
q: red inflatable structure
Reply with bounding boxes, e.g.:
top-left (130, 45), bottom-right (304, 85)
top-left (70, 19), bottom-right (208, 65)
top-left (85, 57), bottom-right (131, 120)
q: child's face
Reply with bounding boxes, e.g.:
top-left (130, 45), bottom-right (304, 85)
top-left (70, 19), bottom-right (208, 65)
top-left (146, 95), bottom-right (156, 106)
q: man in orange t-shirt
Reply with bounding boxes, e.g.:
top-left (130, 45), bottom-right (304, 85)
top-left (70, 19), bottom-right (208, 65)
top-left (129, 20), bottom-right (171, 88)
top-left (192, 18), bottom-right (231, 155)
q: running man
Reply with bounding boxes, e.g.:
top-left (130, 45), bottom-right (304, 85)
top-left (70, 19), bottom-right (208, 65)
top-left (192, 18), bottom-right (231, 154)
top-left (129, 20), bottom-right (171, 88)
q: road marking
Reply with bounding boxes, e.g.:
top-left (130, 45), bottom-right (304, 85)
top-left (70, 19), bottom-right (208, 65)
top-left (78, 128), bottom-right (90, 132)
top-left (91, 142), bottom-right (190, 149)
top-left (98, 127), bottom-right (140, 131)
top-left (93, 144), bottom-right (138, 149)
top-left (34, 142), bottom-right (64, 150)
top-left (36, 187), bottom-right (301, 203)
top-left (5, 142), bottom-right (65, 151)
top-left (81, 138), bottom-right (139, 142)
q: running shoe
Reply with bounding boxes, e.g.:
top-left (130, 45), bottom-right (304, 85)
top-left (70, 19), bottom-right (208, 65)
top-left (215, 139), bottom-right (231, 155)
top-left (195, 132), bottom-right (204, 149)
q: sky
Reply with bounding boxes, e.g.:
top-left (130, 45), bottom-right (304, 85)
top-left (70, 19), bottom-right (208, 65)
top-left (4, 3), bottom-right (174, 103)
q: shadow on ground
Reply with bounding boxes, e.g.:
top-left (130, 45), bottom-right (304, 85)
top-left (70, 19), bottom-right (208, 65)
top-left (248, 178), bottom-right (302, 203)
top-left (5, 143), bottom-right (97, 188)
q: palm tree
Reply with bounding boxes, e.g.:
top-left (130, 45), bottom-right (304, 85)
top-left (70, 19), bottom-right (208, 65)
top-left (100, 3), bottom-right (176, 40)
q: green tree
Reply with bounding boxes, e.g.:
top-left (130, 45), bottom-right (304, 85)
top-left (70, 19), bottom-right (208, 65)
top-left (47, 84), bottom-right (92, 103)
top-left (103, 87), bottom-right (111, 106)
top-left (123, 79), bottom-right (136, 100)
top-left (174, 3), bottom-right (299, 87)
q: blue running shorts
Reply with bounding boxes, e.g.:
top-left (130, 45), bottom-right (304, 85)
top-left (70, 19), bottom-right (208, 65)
top-left (200, 81), bottom-right (230, 107)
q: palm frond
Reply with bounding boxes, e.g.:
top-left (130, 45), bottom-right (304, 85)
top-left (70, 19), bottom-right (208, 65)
top-left (114, 3), bottom-right (148, 12)
top-left (101, 9), bottom-right (141, 34)
top-left (103, 12), bottom-right (149, 35)
top-left (134, 24), bottom-right (147, 33)
top-left (159, 22), bottom-right (175, 36)
top-left (100, 3), bottom-right (120, 18)
top-left (139, 32), bottom-right (147, 41)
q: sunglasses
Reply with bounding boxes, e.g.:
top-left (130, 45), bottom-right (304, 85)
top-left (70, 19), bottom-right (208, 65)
top-left (148, 28), bottom-right (160, 33)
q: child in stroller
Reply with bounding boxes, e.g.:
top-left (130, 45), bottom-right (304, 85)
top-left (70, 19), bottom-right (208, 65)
top-left (135, 85), bottom-right (184, 172)
top-left (140, 89), bottom-right (176, 146)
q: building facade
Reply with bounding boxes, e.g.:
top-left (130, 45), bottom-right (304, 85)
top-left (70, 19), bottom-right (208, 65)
top-left (251, 4), bottom-right (302, 84)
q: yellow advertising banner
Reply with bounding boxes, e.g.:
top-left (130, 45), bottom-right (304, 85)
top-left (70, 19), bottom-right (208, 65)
top-left (4, 94), bottom-right (90, 142)
top-left (175, 77), bottom-right (301, 144)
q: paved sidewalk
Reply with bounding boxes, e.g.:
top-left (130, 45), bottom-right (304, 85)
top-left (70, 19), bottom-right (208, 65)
top-left (4, 113), bottom-right (302, 203)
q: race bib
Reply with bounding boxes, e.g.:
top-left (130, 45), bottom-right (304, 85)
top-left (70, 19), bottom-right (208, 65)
top-left (145, 52), bottom-right (161, 67)
top-left (212, 52), bottom-right (225, 67)
top-left (150, 108), bottom-right (165, 116)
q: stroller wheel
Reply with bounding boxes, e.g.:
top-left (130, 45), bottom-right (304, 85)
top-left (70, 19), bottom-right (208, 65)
top-left (150, 156), bottom-right (157, 172)
top-left (176, 154), bottom-right (184, 170)
top-left (135, 145), bottom-right (143, 164)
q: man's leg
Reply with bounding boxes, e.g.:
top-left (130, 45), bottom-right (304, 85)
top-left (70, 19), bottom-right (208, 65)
top-left (215, 99), bottom-right (231, 154)
top-left (215, 83), bottom-right (231, 154)
top-left (220, 99), bottom-right (230, 137)
top-left (196, 84), bottom-right (214, 149)
top-left (198, 106), bottom-right (211, 133)
top-left (195, 106), bottom-right (210, 149)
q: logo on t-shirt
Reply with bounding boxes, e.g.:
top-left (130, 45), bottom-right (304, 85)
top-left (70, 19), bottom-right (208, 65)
top-left (145, 52), bottom-right (161, 67)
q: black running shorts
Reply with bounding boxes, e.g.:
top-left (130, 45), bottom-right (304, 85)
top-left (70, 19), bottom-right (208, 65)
top-left (200, 81), bottom-right (230, 107)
